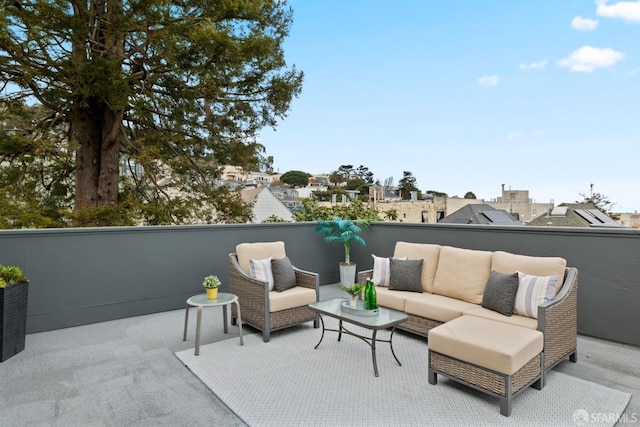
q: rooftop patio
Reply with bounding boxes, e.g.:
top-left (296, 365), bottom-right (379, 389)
top-left (0, 222), bottom-right (639, 424)
top-left (0, 283), bottom-right (638, 425)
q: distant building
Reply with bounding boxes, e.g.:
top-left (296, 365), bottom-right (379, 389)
top-left (240, 187), bottom-right (294, 223)
top-left (486, 184), bottom-right (554, 223)
top-left (527, 203), bottom-right (622, 228)
top-left (438, 204), bottom-right (522, 226)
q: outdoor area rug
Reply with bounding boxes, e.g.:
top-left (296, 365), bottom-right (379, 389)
top-left (175, 318), bottom-right (631, 427)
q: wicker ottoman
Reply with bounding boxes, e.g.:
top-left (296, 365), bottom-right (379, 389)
top-left (428, 315), bottom-right (544, 416)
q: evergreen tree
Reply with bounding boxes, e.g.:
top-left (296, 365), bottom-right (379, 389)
top-left (0, 0), bottom-right (302, 226)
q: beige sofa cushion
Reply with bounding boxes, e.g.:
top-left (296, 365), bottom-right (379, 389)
top-left (269, 286), bottom-right (316, 312)
top-left (429, 316), bottom-right (543, 375)
top-left (236, 241), bottom-right (286, 276)
top-left (393, 242), bottom-right (441, 293)
top-left (432, 246), bottom-right (493, 304)
top-left (375, 287), bottom-right (407, 311)
top-left (405, 293), bottom-right (478, 323)
top-left (491, 251), bottom-right (566, 294)
top-left (462, 306), bottom-right (538, 330)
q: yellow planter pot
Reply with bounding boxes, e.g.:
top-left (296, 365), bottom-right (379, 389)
top-left (205, 288), bottom-right (218, 299)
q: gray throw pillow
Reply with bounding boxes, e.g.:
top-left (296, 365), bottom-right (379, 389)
top-left (271, 257), bottom-right (296, 292)
top-left (481, 271), bottom-right (519, 316)
top-left (388, 258), bottom-right (423, 293)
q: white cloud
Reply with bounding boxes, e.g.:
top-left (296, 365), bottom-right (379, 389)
top-left (519, 59), bottom-right (548, 71)
top-left (571, 16), bottom-right (599, 30)
top-left (558, 45), bottom-right (624, 72)
top-left (478, 75), bottom-right (500, 86)
top-left (596, 0), bottom-right (640, 23)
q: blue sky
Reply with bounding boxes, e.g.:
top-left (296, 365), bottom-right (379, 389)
top-left (259, 0), bottom-right (640, 213)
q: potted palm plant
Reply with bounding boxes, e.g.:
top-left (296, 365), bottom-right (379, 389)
top-left (203, 275), bottom-right (221, 299)
top-left (0, 264), bottom-right (29, 362)
top-left (315, 217), bottom-right (369, 285)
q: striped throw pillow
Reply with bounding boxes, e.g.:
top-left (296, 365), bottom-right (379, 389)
top-left (249, 257), bottom-right (274, 291)
top-left (513, 272), bottom-right (559, 319)
top-left (371, 255), bottom-right (407, 286)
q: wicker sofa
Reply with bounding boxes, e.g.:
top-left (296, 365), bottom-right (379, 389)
top-left (358, 242), bottom-right (578, 375)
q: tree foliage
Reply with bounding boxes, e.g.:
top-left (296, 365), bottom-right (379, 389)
top-left (578, 192), bottom-right (615, 214)
top-left (279, 170), bottom-right (310, 188)
top-left (294, 198), bottom-right (383, 222)
top-left (398, 171), bottom-right (420, 200)
top-left (0, 0), bottom-right (302, 227)
top-left (464, 191), bottom-right (477, 199)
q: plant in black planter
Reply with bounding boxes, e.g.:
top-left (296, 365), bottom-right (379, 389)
top-left (0, 264), bottom-right (29, 362)
top-left (315, 217), bottom-right (369, 285)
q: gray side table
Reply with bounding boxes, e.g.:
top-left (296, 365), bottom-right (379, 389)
top-left (183, 292), bottom-right (244, 355)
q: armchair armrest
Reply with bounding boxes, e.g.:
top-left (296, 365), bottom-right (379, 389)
top-left (229, 253), bottom-right (270, 312)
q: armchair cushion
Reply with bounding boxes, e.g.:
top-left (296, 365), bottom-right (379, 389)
top-left (249, 258), bottom-right (275, 290)
top-left (272, 257), bottom-right (297, 292)
top-left (236, 241), bottom-right (286, 276)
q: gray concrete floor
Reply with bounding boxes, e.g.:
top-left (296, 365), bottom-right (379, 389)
top-left (0, 284), bottom-right (638, 426)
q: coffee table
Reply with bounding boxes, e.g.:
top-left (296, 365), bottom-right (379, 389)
top-left (308, 297), bottom-right (408, 377)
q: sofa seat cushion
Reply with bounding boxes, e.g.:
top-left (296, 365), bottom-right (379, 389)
top-left (268, 287), bottom-right (316, 313)
top-left (428, 315), bottom-right (543, 375)
top-left (375, 287), bottom-right (407, 311)
top-left (491, 251), bottom-right (566, 294)
top-left (405, 293), bottom-right (478, 323)
top-left (432, 246), bottom-right (493, 304)
top-left (393, 242), bottom-right (441, 293)
top-left (462, 306), bottom-right (538, 330)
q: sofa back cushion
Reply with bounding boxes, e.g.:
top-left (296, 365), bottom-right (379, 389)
top-left (491, 251), bottom-right (566, 294)
top-left (236, 241), bottom-right (287, 276)
top-left (392, 242), bottom-right (441, 293)
top-left (432, 246), bottom-right (493, 304)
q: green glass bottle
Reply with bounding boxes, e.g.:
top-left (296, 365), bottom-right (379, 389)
top-left (365, 279), bottom-right (377, 310)
top-left (368, 279), bottom-right (377, 309)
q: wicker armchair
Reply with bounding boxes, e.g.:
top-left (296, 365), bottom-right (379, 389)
top-left (229, 241), bottom-right (319, 342)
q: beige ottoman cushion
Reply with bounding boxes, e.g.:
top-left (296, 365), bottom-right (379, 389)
top-left (429, 316), bottom-right (543, 375)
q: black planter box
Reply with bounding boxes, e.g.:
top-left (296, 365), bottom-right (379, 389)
top-left (0, 281), bottom-right (29, 362)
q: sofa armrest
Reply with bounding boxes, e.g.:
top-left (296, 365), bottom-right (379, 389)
top-left (357, 269), bottom-right (373, 284)
top-left (537, 267), bottom-right (578, 369)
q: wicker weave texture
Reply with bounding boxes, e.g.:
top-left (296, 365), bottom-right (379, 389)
top-left (400, 313), bottom-right (442, 337)
top-left (0, 281), bottom-right (29, 362)
top-left (430, 351), bottom-right (541, 397)
top-left (542, 268), bottom-right (578, 370)
top-left (228, 254), bottom-right (318, 337)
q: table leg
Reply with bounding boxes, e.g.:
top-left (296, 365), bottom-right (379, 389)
top-left (223, 304), bottom-right (228, 334)
top-left (338, 319), bottom-right (343, 342)
top-left (313, 315), bottom-right (326, 349)
top-left (234, 300), bottom-right (244, 346)
top-left (182, 303), bottom-right (189, 341)
top-left (389, 327), bottom-right (402, 366)
top-left (195, 305), bottom-right (203, 356)
top-left (371, 329), bottom-right (379, 377)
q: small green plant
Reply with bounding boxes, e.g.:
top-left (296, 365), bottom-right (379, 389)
top-left (340, 282), bottom-right (365, 297)
top-left (202, 275), bottom-right (221, 289)
top-left (0, 264), bottom-right (28, 288)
